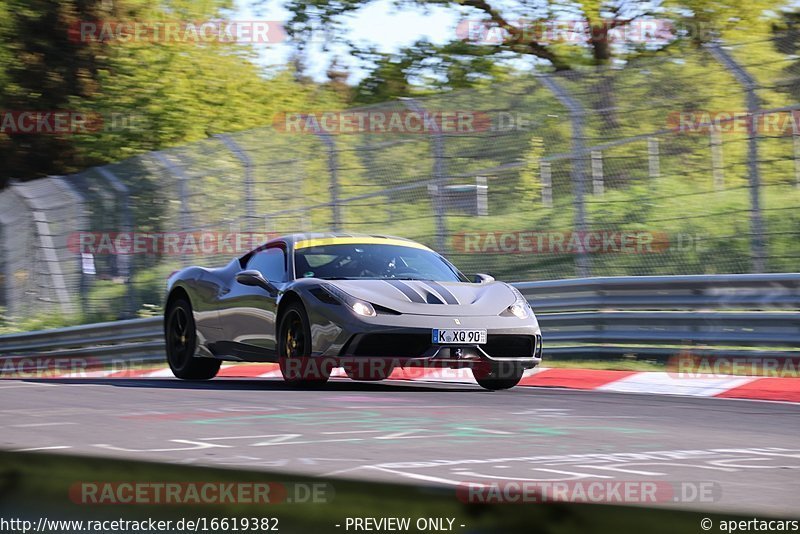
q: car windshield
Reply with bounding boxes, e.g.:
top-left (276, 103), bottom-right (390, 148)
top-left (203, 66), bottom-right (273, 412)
top-left (294, 243), bottom-right (468, 282)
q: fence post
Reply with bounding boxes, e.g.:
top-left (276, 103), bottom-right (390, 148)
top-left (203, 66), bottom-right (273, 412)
top-left (539, 75), bottom-right (590, 277)
top-left (0, 193), bottom-right (8, 318)
top-left (402, 98), bottom-right (448, 253)
top-left (647, 137), bottom-right (660, 179)
top-left (153, 152), bottom-right (192, 266)
top-left (710, 127), bottom-right (724, 190)
top-left (540, 160), bottom-right (553, 208)
top-left (591, 150), bottom-right (604, 196)
top-left (216, 134), bottom-right (256, 233)
top-left (96, 167), bottom-right (135, 318)
top-left (32, 210), bottom-right (74, 316)
top-left (476, 176), bottom-right (488, 216)
top-left (707, 42), bottom-right (766, 273)
top-left (48, 176), bottom-right (94, 313)
top-left (313, 132), bottom-right (341, 232)
top-left (794, 131), bottom-right (800, 189)
top-left (790, 111), bottom-right (800, 189)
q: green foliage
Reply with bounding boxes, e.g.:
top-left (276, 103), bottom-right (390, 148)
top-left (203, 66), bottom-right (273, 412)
top-left (0, 310), bottom-right (86, 335)
top-left (0, 0), bottom-right (346, 183)
top-left (353, 40), bottom-right (512, 103)
top-left (0, 261), bottom-right (173, 333)
top-left (277, 0), bottom-right (790, 93)
top-left (519, 136), bottom-right (544, 204)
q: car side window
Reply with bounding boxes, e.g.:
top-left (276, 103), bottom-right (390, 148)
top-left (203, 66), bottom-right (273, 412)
top-left (246, 247), bottom-right (287, 282)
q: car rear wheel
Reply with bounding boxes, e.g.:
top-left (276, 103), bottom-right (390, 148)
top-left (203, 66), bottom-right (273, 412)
top-left (278, 302), bottom-right (331, 385)
top-left (472, 362), bottom-right (524, 390)
top-left (165, 298), bottom-right (221, 380)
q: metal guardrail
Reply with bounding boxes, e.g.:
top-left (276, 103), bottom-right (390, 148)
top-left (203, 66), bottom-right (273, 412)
top-left (516, 273), bottom-right (800, 311)
top-left (0, 274), bottom-right (798, 365)
top-left (0, 317), bottom-right (165, 364)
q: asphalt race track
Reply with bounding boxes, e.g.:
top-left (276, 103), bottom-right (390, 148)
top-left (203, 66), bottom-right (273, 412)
top-left (1, 377), bottom-right (798, 516)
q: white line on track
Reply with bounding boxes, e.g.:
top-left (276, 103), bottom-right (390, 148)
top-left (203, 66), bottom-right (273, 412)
top-left (368, 466), bottom-right (464, 485)
top-left (199, 434), bottom-right (302, 441)
top-left (531, 468), bottom-right (614, 479)
top-left (321, 430), bottom-right (382, 435)
top-left (323, 466), bottom-right (372, 477)
top-left (12, 422), bottom-right (77, 428)
top-left (253, 438), bottom-right (364, 447)
top-left (0, 383), bottom-right (58, 389)
top-left (576, 464), bottom-right (665, 476)
top-left (12, 445), bottom-right (72, 452)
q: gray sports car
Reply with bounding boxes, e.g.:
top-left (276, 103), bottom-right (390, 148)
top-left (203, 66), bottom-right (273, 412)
top-left (164, 233), bottom-right (542, 390)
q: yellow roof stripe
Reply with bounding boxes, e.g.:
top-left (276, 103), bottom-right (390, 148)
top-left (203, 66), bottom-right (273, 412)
top-left (294, 236), bottom-right (432, 251)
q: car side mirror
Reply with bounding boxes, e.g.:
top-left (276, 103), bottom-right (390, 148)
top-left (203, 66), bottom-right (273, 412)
top-left (472, 273), bottom-right (495, 284)
top-left (236, 270), bottom-right (278, 294)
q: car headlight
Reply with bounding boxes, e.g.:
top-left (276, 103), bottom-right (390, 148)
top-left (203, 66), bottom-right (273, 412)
top-left (322, 284), bottom-right (376, 317)
top-left (506, 288), bottom-right (532, 319)
top-left (351, 301), bottom-right (376, 317)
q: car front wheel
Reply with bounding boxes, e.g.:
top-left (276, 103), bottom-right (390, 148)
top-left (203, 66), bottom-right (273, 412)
top-left (278, 302), bottom-right (331, 385)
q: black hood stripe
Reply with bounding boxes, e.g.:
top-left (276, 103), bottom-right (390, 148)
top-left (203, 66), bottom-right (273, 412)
top-left (422, 281), bottom-right (459, 305)
top-left (385, 280), bottom-right (426, 303)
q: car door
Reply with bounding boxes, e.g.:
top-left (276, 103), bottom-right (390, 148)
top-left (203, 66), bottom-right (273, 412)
top-left (218, 244), bottom-right (288, 359)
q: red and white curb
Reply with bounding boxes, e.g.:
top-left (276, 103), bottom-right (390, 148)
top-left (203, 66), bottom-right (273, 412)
top-left (37, 364), bottom-right (800, 403)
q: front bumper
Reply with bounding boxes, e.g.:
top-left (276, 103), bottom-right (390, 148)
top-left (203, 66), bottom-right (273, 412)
top-left (308, 302), bottom-right (542, 369)
top-left (384, 335), bottom-right (543, 369)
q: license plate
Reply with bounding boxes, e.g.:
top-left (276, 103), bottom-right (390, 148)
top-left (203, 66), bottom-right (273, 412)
top-left (432, 329), bottom-right (487, 344)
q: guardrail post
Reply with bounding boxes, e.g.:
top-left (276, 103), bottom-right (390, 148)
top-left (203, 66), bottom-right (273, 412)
top-left (402, 98), bottom-right (448, 253)
top-left (539, 75), bottom-right (590, 277)
top-left (707, 42), bottom-right (767, 273)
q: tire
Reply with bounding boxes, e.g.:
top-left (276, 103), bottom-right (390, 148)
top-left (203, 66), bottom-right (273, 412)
top-left (278, 302), bottom-right (331, 385)
top-left (472, 362), bottom-right (524, 391)
top-left (165, 298), bottom-right (221, 380)
top-left (344, 360), bottom-right (394, 381)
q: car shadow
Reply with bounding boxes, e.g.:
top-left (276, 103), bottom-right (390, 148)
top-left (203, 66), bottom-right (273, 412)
top-left (13, 377), bottom-right (481, 393)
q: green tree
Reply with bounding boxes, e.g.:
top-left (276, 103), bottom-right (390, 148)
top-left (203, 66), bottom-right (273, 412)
top-left (352, 40), bottom-right (510, 104)
top-left (275, 0), bottom-right (787, 89)
top-left (0, 0), bottom-right (107, 184)
top-left (0, 0), bottom-right (346, 184)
